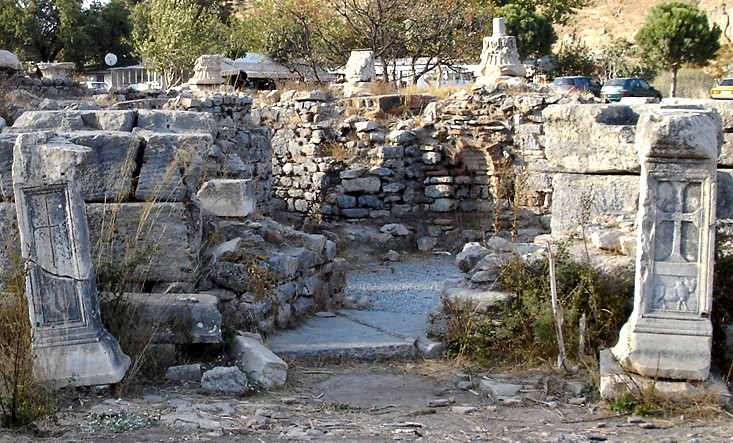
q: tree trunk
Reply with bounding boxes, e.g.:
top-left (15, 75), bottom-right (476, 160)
top-left (670, 66), bottom-right (678, 98)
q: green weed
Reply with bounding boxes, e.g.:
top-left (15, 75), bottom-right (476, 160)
top-left (445, 244), bottom-right (634, 367)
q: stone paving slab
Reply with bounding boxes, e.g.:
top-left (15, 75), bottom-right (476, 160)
top-left (266, 314), bottom-right (416, 361)
top-left (336, 309), bottom-right (427, 338)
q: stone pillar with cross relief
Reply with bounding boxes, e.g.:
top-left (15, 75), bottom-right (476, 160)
top-left (602, 108), bottom-right (722, 396)
top-left (12, 132), bottom-right (130, 387)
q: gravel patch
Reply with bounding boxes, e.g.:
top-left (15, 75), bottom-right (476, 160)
top-left (344, 253), bottom-right (462, 316)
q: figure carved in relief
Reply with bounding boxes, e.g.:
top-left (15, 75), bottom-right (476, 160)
top-left (654, 278), bottom-right (696, 311)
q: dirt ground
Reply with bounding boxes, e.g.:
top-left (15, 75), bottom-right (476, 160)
top-left (2, 360), bottom-right (732, 443)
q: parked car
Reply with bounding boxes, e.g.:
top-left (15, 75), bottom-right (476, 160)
top-left (600, 78), bottom-right (662, 102)
top-left (84, 81), bottom-right (110, 93)
top-left (551, 76), bottom-right (601, 97)
top-left (710, 78), bottom-right (733, 100)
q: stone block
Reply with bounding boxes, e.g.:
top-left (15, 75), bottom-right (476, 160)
top-left (342, 176), bottom-right (381, 194)
top-left (165, 364), bottom-right (202, 383)
top-left (13, 132), bottom-right (130, 388)
top-left (197, 179), bottom-right (255, 217)
top-left (136, 109), bottom-right (215, 136)
top-left (9, 110), bottom-right (136, 132)
top-left (125, 293), bottom-right (222, 344)
top-left (65, 131), bottom-right (142, 202)
top-left (201, 366), bottom-right (249, 395)
top-left (0, 134), bottom-right (15, 201)
top-left (229, 335), bottom-right (288, 389)
top-left (135, 133), bottom-right (212, 202)
top-left (542, 104), bottom-right (642, 173)
top-left (87, 202), bottom-right (202, 283)
top-left (551, 173), bottom-right (639, 233)
top-left (609, 108), bottom-right (719, 385)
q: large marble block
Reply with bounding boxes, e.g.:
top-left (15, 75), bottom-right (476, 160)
top-left (12, 132), bottom-right (130, 387)
top-left (86, 202), bottom-right (202, 284)
top-left (197, 179), bottom-right (255, 217)
top-left (608, 108), bottom-right (720, 390)
top-left (136, 110), bottom-right (215, 137)
top-left (134, 132), bottom-right (211, 202)
top-left (9, 110), bottom-right (136, 132)
top-left (550, 173), bottom-right (639, 232)
top-left (65, 131), bottom-right (142, 202)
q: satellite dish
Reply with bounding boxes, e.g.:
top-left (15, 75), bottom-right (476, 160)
top-left (104, 53), bottom-right (118, 66)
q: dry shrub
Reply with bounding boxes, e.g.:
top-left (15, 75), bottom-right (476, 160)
top-left (0, 249), bottom-right (54, 427)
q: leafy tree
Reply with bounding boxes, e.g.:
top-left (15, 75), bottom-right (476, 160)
top-left (130, 0), bottom-right (228, 86)
top-left (326, 0), bottom-right (411, 81)
top-left (500, 3), bottom-right (555, 58)
top-left (241, 0), bottom-right (489, 84)
top-left (237, 0), bottom-right (353, 77)
top-left (596, 37), bottom-right (656, 83)
top-left (636, 2), bottom-right (721, 97)
top-left (0, 0), bottom-right (65, 62)
top-left (481, 0), bottom-right (589, 25)
top-left (82, 0), bottom-right (134, 66)
top-left (0, 0), bottom-right (133, 68)
top-left (399, 0), bottom-right (490, 84)
top-left (551, 35), bottom-right (594, 77)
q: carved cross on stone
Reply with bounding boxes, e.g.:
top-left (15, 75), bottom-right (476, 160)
top-left (13, 132), bottom-right (129, 387)
top-left (651, 180), bottom-right (703, 313)
top-left (602, 108), bottom-right (721, 393)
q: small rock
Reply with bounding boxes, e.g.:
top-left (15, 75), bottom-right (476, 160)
top-left (627, 416), bottom-right (646, 424)
top-left (386, 250), bottom-right (401, 261)
top-left (499, 397), bottom-right (522, 406)
top-left (568, 397), bottom-right (587, 405)
top-left (427, 398), bottom-right (455, 407)
top-left (456, 380), bottom-right (473, 391)
top-left (165, 364), bottom-right (202, 383)
top-left (315, 311), bottom-right (337, 317)
top-left (451, 406), bottom-right (477, 414)
top-left (201, 366), bottom-right (250, 395)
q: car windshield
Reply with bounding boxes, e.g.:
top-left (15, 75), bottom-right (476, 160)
top-left (605, 79), bottom-right (627, 86)
top-left (554, 78), bottom-right (574, 85)
top-left (720, 79), bottom-right (733, 87)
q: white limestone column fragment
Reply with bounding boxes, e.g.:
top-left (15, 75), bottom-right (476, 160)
top-left (474, 17), bottom-right (526, 85)
top-left (12, 132), bottom-right (130, 387)
top-left (611, 108), bottom-right (722, 381)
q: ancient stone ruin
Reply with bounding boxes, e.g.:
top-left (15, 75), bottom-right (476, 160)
top-left (474, 17), bottom-right (526, 86)
top-left (5, 63), bottom-right (733, 395)
top-left (189, 54), bottom-right (225, 91)
top-left (601, 108), bottom-right (721, 399)
top-left (13, 132), bottom-right (130, 387)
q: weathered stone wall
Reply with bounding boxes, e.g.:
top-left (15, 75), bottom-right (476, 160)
top-left (2, 96), bottom-right (343, 337)
top-left (263, 86), bottom-right (733, 252)
top-left (263, 84), bottom-right (571, 249)
top-left (543, 102), bottom-right (733, 234)
top-left (14, 76), bottom-right (87, 98)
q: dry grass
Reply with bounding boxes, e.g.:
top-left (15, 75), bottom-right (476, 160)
top-left (400, 84), bottom-right (465, 99)
top-left (653, 68), bottom-right (716, 99)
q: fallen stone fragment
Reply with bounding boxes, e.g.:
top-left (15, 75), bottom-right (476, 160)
top-left (427, 398), bottom-right (455, 407)
top-left (229, 334), bottom-right (288, 389)
top-left (165, 364), bottom-right (203, 383)
top-left (200, 366), bottom-right (250, 395)
top-left (451, 406), bottom-right (477, 414)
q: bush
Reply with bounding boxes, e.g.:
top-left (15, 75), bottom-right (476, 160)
top-left (445, 244), bottom-right (634, 367)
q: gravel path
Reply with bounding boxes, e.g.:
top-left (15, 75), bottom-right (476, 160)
top-left (344, 253), bottom-right (462, 316)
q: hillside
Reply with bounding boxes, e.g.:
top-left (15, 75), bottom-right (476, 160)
top-left (556, 0), bottom-right (732, 50)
